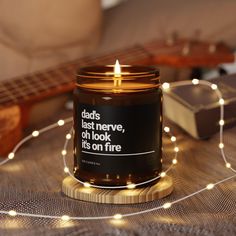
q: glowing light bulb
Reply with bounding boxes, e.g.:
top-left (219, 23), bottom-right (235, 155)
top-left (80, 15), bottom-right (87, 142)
top-left (58, 120), bottom-right (65, 126)
top-left (171, 136), bottom-right (176, 142)
top-left (172, 159), bottom-right (177, 164)
top-left (113, 214), bottom-right (122, 220)
top-left (219, 120), bottom-right (224, 126)
top-left (219, 99), bottom-right (224, 105)
top-left (32, 130), bottom-right (39, 137)
top-left (192, 79), bottom-right (199, 85)
top-left (8, 210), bottom-right (17, 216)
top-left (206, 183), bottom-right (214, 190)
top-left (8, 152), bottom-right (15, 160)
top-left (160, 172), bottom-right (166, 178)
top-left (61, 150), bottom-right (67, 155)
top-left (66, 134), bottom-right (72, 140)
top-left (162, 82), bottom-right (170, 90)
top-left (163, 202), bottom-right (172, 209)
top-left (211, 84), bottom-right (218, 90)
top-left (64, 167), bottom-right (69, 173)
top-left (61, 215), bottom-right (70, 221)
top-left (84, 182), bottom-right (91, 188)
top-left (127, 183), bottom-right (136, 189)
top-left (174, 147), bottom-right (179, 152)
top-left (219, 143), bottom-right (224, 149)
top-left (164, 126), bottom-right (170, 133)
top-left (226, 163), bottom-right (231, 168)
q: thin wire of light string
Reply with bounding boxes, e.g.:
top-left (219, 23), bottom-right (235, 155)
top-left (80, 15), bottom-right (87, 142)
top-left (0, 117), bottom-right (73, 166)
top-left (62, 127), bottom-right (178, 189)
top-left (0, 80), bottom-right (235, 221)
top-left (0, 173), bottom-right (235, 220)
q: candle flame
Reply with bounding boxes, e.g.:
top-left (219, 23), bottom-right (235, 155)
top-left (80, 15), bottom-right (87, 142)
top-left (114, 60), bottom-right (121, 77)
top-left (113, 60), bottom-right (122, 88)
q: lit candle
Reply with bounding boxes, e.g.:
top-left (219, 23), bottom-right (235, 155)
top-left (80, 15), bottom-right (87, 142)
top-left (73, 61), bottom-right (162, 187)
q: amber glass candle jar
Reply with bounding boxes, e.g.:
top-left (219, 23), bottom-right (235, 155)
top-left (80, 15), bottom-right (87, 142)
top-left (73, 63), bottom-right (162, 187)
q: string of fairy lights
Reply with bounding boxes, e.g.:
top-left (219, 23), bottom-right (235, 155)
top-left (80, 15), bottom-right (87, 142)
top-left (0, 79), bottom-right (235, 222)
top-left (61, 125), bottom-right (178, 189)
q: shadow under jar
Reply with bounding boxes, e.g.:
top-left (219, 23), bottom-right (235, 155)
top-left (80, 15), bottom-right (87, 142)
top-left (73, 65), bottom-right (162, 187)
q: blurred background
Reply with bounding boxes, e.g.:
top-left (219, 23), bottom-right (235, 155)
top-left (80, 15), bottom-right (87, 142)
top-left (1, 0), bottom-right (236, 80)
top-left (1, 0), bottom-right (236, 152)
top-left (1, 2), bottom-right (236, 234)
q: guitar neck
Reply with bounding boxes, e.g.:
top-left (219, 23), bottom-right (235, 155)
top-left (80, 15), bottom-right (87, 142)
top-left (0, 39), bottom-right (233, 107)
top-left (0, 45), bottom-right (152, 107)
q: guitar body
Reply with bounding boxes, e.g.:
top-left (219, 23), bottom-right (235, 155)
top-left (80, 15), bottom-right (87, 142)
top-left (0, 105), bottom-right (22, 156)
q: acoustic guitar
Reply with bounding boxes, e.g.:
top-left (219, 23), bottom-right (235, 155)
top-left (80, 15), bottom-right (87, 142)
top-left (0, 39), bottom-right (234, 156)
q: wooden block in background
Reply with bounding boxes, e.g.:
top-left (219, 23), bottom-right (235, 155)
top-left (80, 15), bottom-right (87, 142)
top-left (62, 175), bottom-right (173, 204)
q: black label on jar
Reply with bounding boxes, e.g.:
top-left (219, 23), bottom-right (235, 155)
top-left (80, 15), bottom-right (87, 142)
top-left (75, 103), bottom-right (162, 175)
